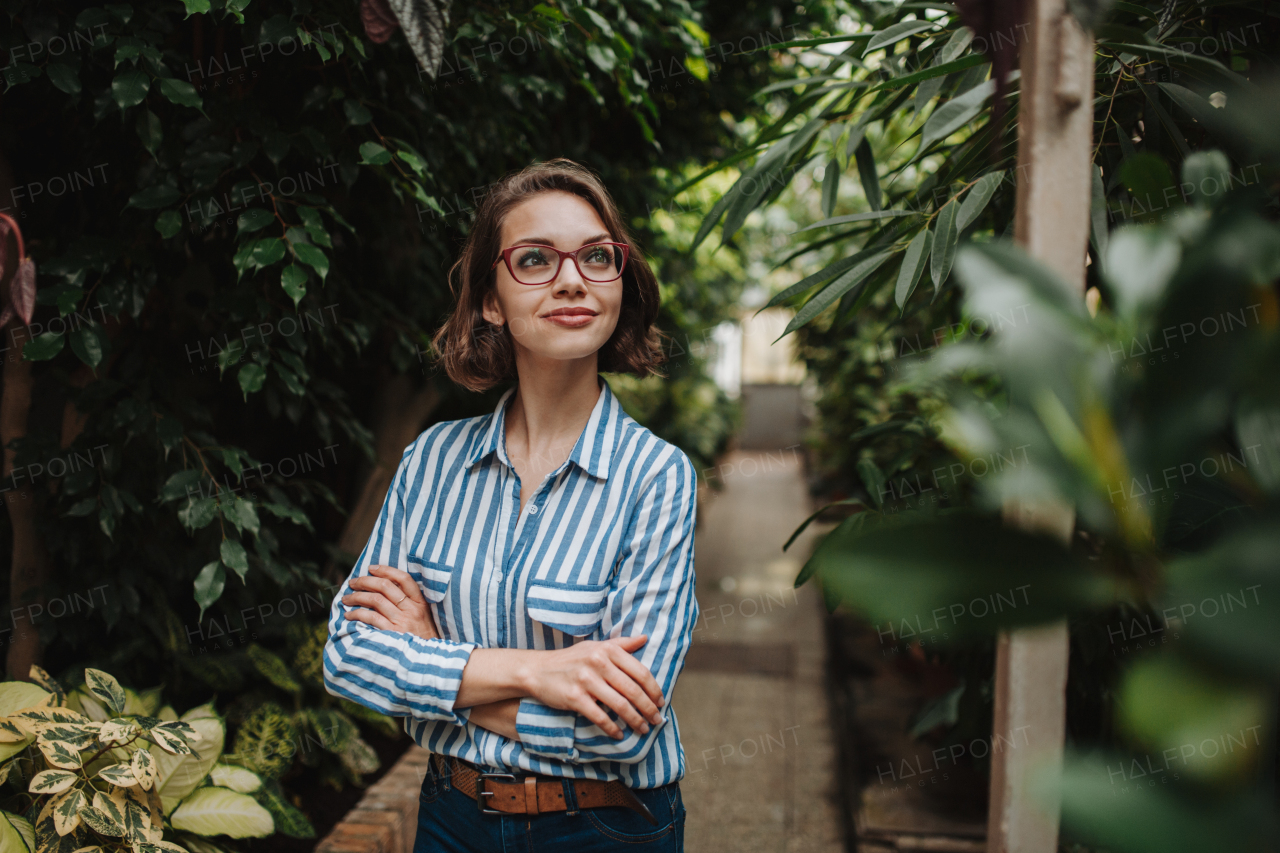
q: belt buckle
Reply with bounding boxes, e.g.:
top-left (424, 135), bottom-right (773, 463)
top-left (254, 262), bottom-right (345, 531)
top-left (476, 769), bottom-right (518, 815)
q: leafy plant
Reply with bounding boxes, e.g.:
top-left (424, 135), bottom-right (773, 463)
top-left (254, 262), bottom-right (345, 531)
top-left (801, 160), bottom-right (1280, 849)
top-left (0, 666), bottom-right (290, 853)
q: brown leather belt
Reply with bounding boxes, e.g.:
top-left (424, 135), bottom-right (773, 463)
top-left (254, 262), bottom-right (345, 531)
top-left (432, 754), bottom-right (657, 825)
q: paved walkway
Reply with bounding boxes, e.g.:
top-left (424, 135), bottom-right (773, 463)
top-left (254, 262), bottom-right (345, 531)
top-left (676, 449), bottom-right (843, 853)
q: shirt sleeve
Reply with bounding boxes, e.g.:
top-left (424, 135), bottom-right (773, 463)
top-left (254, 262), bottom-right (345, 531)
top-left (323, 434), bottom-right (477, 723)
top-left (515, 451), bottom-right (699, 764)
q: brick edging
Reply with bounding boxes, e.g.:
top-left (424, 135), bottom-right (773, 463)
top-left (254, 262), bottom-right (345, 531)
top-left (314, 746), bottom-right (433, 853)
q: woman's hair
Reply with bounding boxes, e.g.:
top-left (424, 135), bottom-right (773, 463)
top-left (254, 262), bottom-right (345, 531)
top-left (430, 158), bottom-right (667, 392)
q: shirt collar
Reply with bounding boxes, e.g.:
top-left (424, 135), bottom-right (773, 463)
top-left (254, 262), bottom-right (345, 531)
top-left (463, 375), bottom-right (622, 481)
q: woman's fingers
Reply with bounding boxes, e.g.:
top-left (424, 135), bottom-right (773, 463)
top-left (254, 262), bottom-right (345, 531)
top-left (600, 666), bottom-right (659, 731)
top-left (369, 564), bottom-right (427, 604)
top-left (573, 695), bottom-right (623, 739)
top-left (609, 648), bottom-right (665, 713)
top-left (344, 608), bottom-right (394, 631)
top-left (342, 591), bottom-right (400, 621)
top-left (349, 574), bottom-right (406, 603)
top-left (586, 679), bottom-right (648, 737)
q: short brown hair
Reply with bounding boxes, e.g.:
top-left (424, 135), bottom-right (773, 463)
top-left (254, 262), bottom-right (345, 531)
top-left (430, 159), bottom-right (668, 393)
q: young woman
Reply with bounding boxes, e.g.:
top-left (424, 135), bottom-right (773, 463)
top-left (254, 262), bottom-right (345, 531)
top-left (323, 159), bottom-right (699, 852)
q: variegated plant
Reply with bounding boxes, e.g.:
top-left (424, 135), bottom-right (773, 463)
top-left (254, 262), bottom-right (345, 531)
top-left (0, 667), bottom-right (276, 853)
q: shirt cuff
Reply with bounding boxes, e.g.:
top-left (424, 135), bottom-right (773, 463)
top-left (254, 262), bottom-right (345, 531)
top-left (515, 698), bottom-right (579, 762)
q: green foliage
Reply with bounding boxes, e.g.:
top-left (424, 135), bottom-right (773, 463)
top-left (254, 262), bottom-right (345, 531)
top-left (0, 666), bottom-right (287, 852)
top-left (804, 196), bottom-right (1280, 848)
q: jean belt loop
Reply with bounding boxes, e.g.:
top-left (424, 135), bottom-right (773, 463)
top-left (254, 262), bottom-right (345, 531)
top-left (442, 756), bottom-right (452, 792)
top-left (561, 777), bottom-right (579, 817)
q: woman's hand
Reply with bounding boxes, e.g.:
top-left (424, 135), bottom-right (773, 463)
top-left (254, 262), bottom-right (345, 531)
top-left (342, 564), bottom-right (440, 641)
top-left (522, 635), bottom-right (666, 740)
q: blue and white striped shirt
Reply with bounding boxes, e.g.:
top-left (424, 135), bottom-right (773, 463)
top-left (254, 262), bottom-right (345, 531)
top-left (323, 374), bottom-right (699, 788)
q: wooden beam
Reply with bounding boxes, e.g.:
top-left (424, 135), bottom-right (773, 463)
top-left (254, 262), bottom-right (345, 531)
top-left (986, 0), bottom-right (1094, 850)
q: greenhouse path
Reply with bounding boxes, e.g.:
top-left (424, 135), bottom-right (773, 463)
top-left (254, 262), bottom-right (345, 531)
top-left (676, 448), bottom-right (844, 853)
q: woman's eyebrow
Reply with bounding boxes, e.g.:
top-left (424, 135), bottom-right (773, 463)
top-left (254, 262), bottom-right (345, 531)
top-left (508, 234), bottom-right (613, 247)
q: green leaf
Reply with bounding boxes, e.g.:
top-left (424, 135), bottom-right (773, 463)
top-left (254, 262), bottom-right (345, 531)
top-left (358, 142), bottom-right (392, 166)
top-left (280, 265), bottom-right (307, 307)
top-left (930, 200), bottom-right (959, 294)
top-left (193, 561), bottom-right (225, 619)
top-left (246, 644), bottom-right (302, 694)
top-left (178, 497), bottom-right (218, 530)
top-left (70, 324), bottom-right (106, 368)
top-left (784, 250), bottom-right (895, 334)
top-left (170, 788), bottom-right (274, 838)
top-left (155, 210), bottom-right (182, 239)
top-left (0, 811), bottom-right (34, 853)
top-left (895, 229), bottom-right (934, 309)
top-left (1103, 225), bottom-right (1180, 320)
top-left (237, 209), bottom-right (275, 235)
top-left (220, 539), bottom-right (249, 580)
top-left (210, 766), bottom-right (262, 793)
top-left (23, 332), bottom-right (65, 361)
top-left (863, 20), bottom-right (937, 56)
top-left (1089, 165), bottom-right (1108, 272)
top-left (161, 470), bottom-right (202, 502)
top-left (1181, 150), bottom-right (1231, 207)
top-left (1116, 655), bottom-right (1267, 784)
top-left (917, 75), bottom-right (998, 156)
top-left (181, 0), bottom-right (211, 15)
top-left (854, 138), bottom-right (880, 212)
top-left (292, 243), bottom-right (329, 282)
top-left (46, 63), bottom-right (81, 95)
top-left (226, 498), bottom-right (261, 536)
top-left (809, 512), bottom-right (1110, 639)
top-left (343, 99), bottom-right (372, 125)
top-left (254, 781), bottom-right (315, 838)
top-left (957, 171), bottom-right (1003, 231)
top-left (820, 159), bottom-right (840, 218)
top-left (84, 668), bottom-right (127, 716)
top-left (250, 238), bottom-right (286, 269)
top-left (238, 362), bottom-right (266, 397)
top-left (158, 77), bottom-right (202, 109)
top-left (111, 69), bottom-right (150, 109)
top-left (127, 185), bottom-right (179, 209)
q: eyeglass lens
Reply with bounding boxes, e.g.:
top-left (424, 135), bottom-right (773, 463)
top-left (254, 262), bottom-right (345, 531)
top-left (509, 243), bottom-right (624, 284)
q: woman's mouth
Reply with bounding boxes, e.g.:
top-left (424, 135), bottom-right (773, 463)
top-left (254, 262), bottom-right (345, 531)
top-left (542, 310), bottom-right (597, 328)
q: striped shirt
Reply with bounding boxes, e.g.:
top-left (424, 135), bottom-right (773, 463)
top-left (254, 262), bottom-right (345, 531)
top-left (323, 374), bottom-right (699, 788)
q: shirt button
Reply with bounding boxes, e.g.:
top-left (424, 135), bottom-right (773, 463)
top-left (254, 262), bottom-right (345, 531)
top-left (528, 505), bottom-right (539, 515)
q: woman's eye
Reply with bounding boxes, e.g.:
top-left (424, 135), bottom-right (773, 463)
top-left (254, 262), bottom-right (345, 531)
top-left (516, 249), bottom-right (550, 267)
top-left (583, 247), bottom-right (610, 265)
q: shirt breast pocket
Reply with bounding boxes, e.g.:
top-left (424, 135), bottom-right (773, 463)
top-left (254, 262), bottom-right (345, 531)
top-left (404, 555), bottom-right (453, 604)
top-left (525, 577), bottom-right (611, 637)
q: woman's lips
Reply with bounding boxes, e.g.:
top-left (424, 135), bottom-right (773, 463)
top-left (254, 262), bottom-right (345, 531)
top-left (542, 313), bottom-right (596, 328)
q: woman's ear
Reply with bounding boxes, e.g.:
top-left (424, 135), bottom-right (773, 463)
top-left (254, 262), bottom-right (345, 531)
top-left (480, 289), bottom-right (504, 327)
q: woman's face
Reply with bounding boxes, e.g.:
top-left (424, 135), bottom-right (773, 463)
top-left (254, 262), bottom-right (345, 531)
top-left (481, 190), bottom-right (624, 368)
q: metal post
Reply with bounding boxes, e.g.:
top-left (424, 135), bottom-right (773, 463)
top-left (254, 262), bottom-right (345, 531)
top-left (986, 0), bottom-right (1094, 850)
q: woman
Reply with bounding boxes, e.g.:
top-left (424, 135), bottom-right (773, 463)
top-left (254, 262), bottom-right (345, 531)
top-left (323, 159), bottom-right (699, 852)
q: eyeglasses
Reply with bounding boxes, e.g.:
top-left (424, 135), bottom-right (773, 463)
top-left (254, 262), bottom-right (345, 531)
top-left (491, 241), bottom-right (629, 286)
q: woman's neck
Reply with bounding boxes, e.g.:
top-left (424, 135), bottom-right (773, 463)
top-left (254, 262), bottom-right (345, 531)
top-left (505, 363), bottom-right (602, 469)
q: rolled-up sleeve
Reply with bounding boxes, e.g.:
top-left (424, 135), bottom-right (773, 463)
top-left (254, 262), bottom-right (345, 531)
top-left (516, 452), bottom-right (699, 763)
top-left (323, 436), bottom-right (477, 723)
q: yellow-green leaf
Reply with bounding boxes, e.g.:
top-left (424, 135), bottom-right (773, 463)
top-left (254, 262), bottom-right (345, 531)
top-left (170, 788), bottom-right (273, 838)
top-left (29, 769), bottom-right (78, 794)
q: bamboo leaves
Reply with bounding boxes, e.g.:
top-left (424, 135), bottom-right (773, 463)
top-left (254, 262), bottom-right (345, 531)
top-left (957, 171), bottom-right (1003, 230)
top-left (895, 230), bottom-right (934, 309)
top-left (931, 200), bottom-right (960, 294)
top-left (784, 249), bottom-right (895, 335)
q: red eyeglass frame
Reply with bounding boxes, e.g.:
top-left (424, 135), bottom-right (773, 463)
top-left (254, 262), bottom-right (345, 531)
top-left (490, 242), bottom-right (630, 285)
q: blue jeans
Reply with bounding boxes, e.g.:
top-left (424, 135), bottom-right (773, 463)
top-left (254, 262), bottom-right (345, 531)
top-left (413, 758), bottom-right (685, 852)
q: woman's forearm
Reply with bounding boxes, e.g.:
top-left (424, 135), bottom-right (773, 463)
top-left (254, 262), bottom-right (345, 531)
top-left (454, 647), bottom-right (541, 708)
top-left (467, 698), bottom-right (521, 740)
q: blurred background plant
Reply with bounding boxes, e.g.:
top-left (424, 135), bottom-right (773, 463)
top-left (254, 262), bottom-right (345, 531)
top-left (678, 0), bottom-right (1280, 847)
